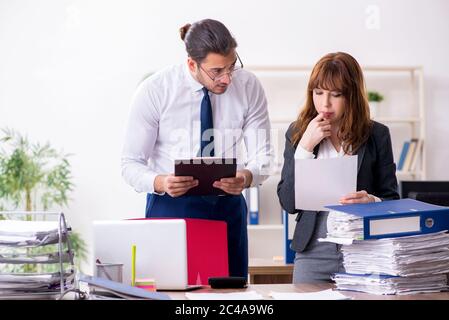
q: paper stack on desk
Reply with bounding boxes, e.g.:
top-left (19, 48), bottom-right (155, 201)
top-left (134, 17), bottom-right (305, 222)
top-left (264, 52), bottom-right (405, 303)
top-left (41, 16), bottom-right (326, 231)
top-left (336, 231), bottom-right (449, 277)
top-left (320, 199), bottom-right (449, 295)
top-left (0, 220), bottom-right (61, 246)
top-left (0, 272), bottom-right (75, 293)
top-left (328, 232), bottom-right (449, 294)
top-left (332, 273), bottom-right (448, 295)
top-left (330, 231), bottom-right (449, 294)
top-left (0, 219), bottom-right (74, 298)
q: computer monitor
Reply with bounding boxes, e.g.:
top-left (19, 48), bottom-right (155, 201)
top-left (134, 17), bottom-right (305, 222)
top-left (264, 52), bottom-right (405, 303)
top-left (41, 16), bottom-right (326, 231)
top-left (399, 181), bottom-right (449, 206)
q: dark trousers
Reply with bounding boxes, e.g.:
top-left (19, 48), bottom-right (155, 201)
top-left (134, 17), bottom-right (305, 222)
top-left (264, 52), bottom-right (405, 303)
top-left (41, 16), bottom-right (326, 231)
top-left (145, 193), bottom-right (248, 277)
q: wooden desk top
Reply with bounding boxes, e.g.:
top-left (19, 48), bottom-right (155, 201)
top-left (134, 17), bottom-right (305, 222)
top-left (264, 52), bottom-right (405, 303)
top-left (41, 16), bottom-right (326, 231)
top-left (164, 283), bottom-right (449, 300)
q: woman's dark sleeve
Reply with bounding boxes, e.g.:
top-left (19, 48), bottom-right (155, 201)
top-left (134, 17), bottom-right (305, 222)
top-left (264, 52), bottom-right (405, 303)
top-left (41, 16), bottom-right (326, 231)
top-left (374, 124), bottom-right (400, 201)
top-left (277, 123), bottom-right (301, 214)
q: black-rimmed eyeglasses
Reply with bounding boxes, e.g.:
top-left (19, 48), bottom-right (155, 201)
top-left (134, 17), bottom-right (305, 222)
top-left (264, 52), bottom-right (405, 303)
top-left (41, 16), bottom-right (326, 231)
top-left (198, 53), bottom-right (244, 82)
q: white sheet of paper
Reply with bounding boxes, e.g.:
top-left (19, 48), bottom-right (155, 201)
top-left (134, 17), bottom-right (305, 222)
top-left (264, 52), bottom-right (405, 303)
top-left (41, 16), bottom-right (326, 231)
top-left (295, 156), bottom-right (357, 211)
top-left (317, 237), bottom-right (355, 245)
top-left (185, 291), bottom-right (263, 300)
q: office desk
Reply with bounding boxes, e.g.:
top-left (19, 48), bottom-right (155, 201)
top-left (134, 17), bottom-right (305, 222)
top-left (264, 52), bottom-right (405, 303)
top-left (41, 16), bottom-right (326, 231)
top-left (165, 283), bottom-right (449, 300)
top-left (248, 259), bottom-right (293, 284)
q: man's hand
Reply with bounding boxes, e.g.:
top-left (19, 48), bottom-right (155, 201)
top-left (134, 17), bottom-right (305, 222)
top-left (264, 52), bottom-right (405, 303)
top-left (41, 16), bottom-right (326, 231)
top-left (340, 190), bottom-right (376, 204)
top-left (154, 174), bottom-right (198, 197)
top-left (213, 169), bottom-right (253, 195)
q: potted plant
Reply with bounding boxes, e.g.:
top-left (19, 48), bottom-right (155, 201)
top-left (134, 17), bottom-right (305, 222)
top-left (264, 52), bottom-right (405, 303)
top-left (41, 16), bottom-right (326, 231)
top-left (367, 90), bottom-right (384, 118)
top-left (0, 128), bottom-right (87, 272)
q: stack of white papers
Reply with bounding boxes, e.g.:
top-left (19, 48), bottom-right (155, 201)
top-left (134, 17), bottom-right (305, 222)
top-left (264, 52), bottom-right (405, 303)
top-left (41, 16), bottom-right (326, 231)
top-left (0, 220), bottom-right (74, 298)
top-left (0, 272), bottom-right (75, 294)
top-left (338, 231), bottom-right (449, 277)
top-left (332, 273), bottom-right (448, 295)
top-left (0, 251), bottom-right (70, 264)
top-left (324, 231), bottom-right (449, 295)
top-left (322, 210), bottom-right (364, 243)
top-left (319, 200), bottom-right (449, 295)
top-left (0, 220), bottom-right (61, 246)
top-left (0, 220), bottom-right (60, 235)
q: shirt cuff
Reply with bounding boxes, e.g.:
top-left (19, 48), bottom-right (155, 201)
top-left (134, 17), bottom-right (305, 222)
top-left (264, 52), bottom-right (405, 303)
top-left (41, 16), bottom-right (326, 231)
top-left (138, 171), bottom-right (165, 195)
top-left (294, 144), bottom-right (315, 159)
top-left (372, 195), bottom-right (382, 202)
top-left (243, 165), bottom-right (267, 187)
top-left (150, 173), bottom-right (166, 196)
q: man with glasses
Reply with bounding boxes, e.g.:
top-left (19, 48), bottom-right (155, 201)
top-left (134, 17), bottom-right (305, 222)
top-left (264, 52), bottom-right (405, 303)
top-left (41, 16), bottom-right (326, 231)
top-left (121, 19), bottom-right (273, 277)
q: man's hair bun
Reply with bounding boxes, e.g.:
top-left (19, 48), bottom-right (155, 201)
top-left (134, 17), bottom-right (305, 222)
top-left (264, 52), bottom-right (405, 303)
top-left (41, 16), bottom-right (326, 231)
top-left (179, 23), bottom-right (191, 41)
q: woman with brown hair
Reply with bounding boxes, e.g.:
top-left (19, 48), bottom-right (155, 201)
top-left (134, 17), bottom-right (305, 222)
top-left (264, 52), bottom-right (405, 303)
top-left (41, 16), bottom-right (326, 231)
top-left (277, 52), bottom-right (399, 283)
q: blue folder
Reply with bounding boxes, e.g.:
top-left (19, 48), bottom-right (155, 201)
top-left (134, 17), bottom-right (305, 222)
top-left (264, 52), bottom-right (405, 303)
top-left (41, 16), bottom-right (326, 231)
top-left (397, 141), bottom-right (410, 170)
top-left (248, 187), bottom-right (259, 225)
top-left (325, 198), bottom-right (449, 240)
top-left (283, 210), bottom-right (296, 264)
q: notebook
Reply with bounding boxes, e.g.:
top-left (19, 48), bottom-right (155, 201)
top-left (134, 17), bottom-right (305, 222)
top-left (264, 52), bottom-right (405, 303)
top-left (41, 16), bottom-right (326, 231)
top-left (174, 157), bottom-right (237, 196)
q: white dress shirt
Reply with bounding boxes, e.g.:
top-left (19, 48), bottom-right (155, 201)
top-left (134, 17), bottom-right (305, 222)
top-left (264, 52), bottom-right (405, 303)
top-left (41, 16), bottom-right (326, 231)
top-left (121, 63), bottom-right (274, 194)
top-left (294, 137), bottom-right (345, 160)
top-left (294, 138), bottom-right (381, 202)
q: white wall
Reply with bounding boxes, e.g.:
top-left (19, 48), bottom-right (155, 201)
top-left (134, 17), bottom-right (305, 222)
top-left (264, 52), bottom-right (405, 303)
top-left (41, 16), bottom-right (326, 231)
top-left (1, 0), bottom-right (448, 271)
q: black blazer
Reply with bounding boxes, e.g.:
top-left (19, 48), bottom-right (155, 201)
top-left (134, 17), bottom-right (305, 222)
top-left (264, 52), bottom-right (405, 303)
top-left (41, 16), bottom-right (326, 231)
top-left (277, 121), bottom-right (400, 253)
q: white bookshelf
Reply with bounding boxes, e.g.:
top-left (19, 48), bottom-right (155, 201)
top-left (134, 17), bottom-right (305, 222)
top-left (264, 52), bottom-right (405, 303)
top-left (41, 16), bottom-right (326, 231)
top-left (362, 66), bottom-right (426, 180)
top-left (245, 65), bottom-right (426, 261)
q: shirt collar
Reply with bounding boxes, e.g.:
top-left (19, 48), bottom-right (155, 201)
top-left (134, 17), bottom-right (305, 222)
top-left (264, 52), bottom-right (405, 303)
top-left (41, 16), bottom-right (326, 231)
top-left (323, 138), bottom-right (346, 157)
top-left (183, 63), bottom-right (204, 93)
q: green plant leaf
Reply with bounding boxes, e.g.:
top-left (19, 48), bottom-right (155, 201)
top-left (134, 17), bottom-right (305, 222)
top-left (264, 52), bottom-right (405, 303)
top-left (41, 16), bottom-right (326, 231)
top-left (367, 90), bottom-right (384, 102)
top-left (0, 128), bottom-right (87, 270)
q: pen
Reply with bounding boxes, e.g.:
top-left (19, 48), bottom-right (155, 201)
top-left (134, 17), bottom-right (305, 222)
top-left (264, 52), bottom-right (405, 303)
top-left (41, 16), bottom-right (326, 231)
top-left (131, 244), bottom-right (136, 286)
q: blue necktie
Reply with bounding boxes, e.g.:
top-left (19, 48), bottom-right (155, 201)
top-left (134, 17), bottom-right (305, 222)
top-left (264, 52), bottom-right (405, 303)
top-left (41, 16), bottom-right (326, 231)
top-left (200, 87), bottom-right (214, 157)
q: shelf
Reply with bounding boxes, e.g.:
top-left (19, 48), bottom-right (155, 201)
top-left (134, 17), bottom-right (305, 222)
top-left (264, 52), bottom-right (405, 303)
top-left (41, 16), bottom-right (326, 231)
top-left (362, 66), bottom-right (422, 72)
top-left (375, 117), bottom-right (421, 124)
top-left (248, 66), bottom-right (311, 72)
top-left (396, 171), bottom-right (423, 179)
top-left (0, 212), bottom-right (75, 299)
top-left (248, 65), bottom-right (422, 73)
top-left (248, 224), bottom-right (283, 231)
